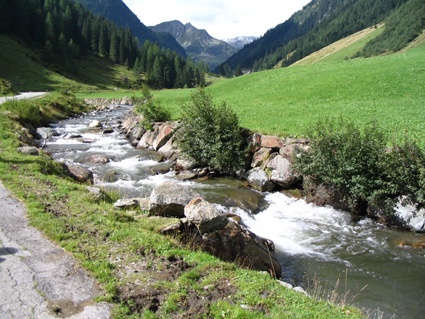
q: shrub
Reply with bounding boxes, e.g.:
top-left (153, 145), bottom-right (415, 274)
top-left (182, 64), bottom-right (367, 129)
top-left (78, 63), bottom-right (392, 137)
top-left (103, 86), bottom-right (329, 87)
top-left (0, 78), bottom-right (15, 95)
top-left (134, 85), bottom-right (170, 130)
top-left (179, 88), bottom-right (247, 174)
top-left (294, 117), bottom-right (425, 218)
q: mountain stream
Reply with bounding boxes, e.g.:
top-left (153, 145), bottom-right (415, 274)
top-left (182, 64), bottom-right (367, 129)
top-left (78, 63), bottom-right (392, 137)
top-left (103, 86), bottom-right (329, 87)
top-left (44, 105), bottom-right (425, 319)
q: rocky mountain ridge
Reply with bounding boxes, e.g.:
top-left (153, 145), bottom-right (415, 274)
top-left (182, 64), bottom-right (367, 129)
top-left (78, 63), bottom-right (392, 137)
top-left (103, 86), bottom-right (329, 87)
top-left (223, 36), bottom-right (258, 50)
top-left (150, 20), bottom-right (238, 69)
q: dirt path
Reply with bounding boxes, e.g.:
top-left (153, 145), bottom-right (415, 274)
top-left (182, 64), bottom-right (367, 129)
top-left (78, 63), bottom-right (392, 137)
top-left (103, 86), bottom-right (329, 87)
top-left (0, 181), bottom-right (111, 318)
top-left (0, 92), bottom-right (47, 104)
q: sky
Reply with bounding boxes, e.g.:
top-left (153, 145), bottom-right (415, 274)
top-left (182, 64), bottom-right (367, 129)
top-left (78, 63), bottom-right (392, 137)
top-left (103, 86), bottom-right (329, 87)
top-left (122, 0), bottom-right (311, 40)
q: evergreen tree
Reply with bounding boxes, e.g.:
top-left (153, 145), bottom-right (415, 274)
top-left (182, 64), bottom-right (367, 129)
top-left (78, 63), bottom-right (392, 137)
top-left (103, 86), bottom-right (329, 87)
top-left (109, 30), bottom-right (119, 63)
top-left (98, 22), bottom-right (108, 57)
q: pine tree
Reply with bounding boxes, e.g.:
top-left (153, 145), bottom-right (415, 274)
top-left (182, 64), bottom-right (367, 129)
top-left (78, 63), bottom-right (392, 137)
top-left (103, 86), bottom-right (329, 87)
top-left (98, 22), bottom-right (108, 57)
top-left (45, 12), bottom-right (56, 42)
top-left (109, 30), bottom-right (119, 63)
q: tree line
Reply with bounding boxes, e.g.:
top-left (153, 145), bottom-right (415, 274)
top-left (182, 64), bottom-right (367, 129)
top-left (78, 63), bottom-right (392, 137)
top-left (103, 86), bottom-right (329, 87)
top-left (0, 0), bottom-right (205, 89)
top-left (133, 41), bottom-right (207, 89)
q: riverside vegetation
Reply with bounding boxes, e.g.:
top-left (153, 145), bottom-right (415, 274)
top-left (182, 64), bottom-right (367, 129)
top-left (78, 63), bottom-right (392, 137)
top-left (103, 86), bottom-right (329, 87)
top-left (0, 94), bottom-right (365, 318)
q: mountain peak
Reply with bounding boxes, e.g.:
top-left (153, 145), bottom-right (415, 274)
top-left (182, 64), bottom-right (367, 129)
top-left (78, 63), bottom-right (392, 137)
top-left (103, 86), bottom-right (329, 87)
top-left (150, 21), bottom-right (237, 69)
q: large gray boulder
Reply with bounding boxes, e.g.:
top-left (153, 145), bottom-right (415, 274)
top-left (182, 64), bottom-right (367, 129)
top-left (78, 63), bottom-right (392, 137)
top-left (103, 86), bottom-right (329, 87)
top-left (246, 167), bottom-right (275, 192)
top-left (266, 154), bottom-right (299, 188)
top-left (149, 181), bottom-right (200, 218)
top-left (36, 127), bottom-right (58, 139)
top-left (184, 197), bottom-right (228, 234)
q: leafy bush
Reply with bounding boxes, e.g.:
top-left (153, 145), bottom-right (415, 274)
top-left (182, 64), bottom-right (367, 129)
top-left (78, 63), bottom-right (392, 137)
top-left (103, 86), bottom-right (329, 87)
top-left (179, 88), bottom-right (247, 174)
top-left (0, 78), bottom-right (15, 95)
top-left (295, 117), bottom-right (425, 218)
top-left (134, 85), bottom-right (170, 130)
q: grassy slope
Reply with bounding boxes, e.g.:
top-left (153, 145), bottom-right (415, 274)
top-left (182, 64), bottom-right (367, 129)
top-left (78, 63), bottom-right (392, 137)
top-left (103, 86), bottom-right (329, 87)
top-left (153, 43), bottom-right (425, 144)
top-left (292, 25), bottom-right (385, 66)
top-left (0, 35), bottom-right (135, 93)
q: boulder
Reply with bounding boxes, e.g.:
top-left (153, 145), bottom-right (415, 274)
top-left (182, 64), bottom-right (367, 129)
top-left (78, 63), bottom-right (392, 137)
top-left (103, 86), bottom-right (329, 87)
top-left (279, 139), bottom-right (309, 162)
top-left (129, 126), bottom-right (145, 146)
top-left (251, 147), bottom-right (272, 168)
top-left (149, 181), bottom-right (201, 218)
top-left (114, 198), bottom-right (141, 210)
top-left (36, 127), bottom-right (58, 139)
top-left (175, 170), bottom-right (197, 181)
top-left (246, 167), bottom-right (275, 192)
top-left (138, 198), bottom-right (150, 212)
top-left (120, 96), bottom-right (132, 105)
top-left (184, 197), bottom-right (229, 234)
top-left (121, 113), bottom-right (142, 136)
top-left (266, 154), bottom-right (299, 188)
top-left (260, 135), bottom-right (284, 149)
top-left (18, 146), bottom-right (39, 156)
top-left (137, 130), bottom-right (155, 149)
top-left (201, 220), bottom-right (282, 278)
top-left (63, 163), bottom-right (93, 184)
top-left (149, 161), bottom-right (174, 175)
top-left (88, 120), bottom-right (102, 129)
top-left (175, 158), bottom-right (197, 171)
top-left (85, 155), bottom-right (110, 164)
top-left (157, 136), bottom-right (179, 160)
top-left (152, 123), bottom-right (174, 151)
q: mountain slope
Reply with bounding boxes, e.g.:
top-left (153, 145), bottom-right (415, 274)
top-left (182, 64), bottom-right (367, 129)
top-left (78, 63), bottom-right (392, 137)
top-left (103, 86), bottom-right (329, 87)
top-left (150, 20), bottom-right (236, 69)
top-left (219, 0), bottom-right (413, 71)
top-left (73, 0), bottom-right (187, 57)
top-left (291, 24), bottom-right (385, 66)
top-left (0, 35), bottom-right (135, 92)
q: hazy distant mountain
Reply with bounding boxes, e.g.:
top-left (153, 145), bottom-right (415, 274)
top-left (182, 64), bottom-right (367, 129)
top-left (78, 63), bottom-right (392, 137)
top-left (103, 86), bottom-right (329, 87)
top-left (150, 20), bottom-right (237, 69)
top-left (73, 0), bottom-right (187, 57)
top-left (223, 36), bottom-right (258, 50)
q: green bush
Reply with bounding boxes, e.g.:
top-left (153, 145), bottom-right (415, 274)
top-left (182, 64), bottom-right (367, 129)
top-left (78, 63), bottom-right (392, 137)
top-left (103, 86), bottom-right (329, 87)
top-left (179, 88), bottom-right (247, 174)
top-left (134, 86), bottom-right (170, 130)
top-left (294, 117), bottom-right (425, 218)
top-left (0, 78), bottom-right (15, 95)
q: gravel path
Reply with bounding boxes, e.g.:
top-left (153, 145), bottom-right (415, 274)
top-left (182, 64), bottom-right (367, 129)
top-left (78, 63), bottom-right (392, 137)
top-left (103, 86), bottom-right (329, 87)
top-left (0, 181), bottom-right (111, 319)
top-left (0, 92), bottom-right (47, 104)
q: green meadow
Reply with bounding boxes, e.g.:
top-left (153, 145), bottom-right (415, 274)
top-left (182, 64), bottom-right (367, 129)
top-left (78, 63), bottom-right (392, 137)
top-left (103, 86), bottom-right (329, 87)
top-left (154, 43), bottom-right (425, 143)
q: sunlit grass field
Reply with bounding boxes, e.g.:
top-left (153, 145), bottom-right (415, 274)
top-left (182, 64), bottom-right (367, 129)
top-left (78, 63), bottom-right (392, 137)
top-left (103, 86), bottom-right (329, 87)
top-left (154, 44), bottom-right (425, 143)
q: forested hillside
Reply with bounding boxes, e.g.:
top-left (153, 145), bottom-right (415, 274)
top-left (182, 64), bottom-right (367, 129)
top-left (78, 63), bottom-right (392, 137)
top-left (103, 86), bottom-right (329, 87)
top-left (218, 0), bottom-right (425, 73)
top-left (0, 0), bottom-right (205, 90)
top-left (73, 0), bottom-right (187, 57)
top-left (0, 0), bottom-right (139, 72)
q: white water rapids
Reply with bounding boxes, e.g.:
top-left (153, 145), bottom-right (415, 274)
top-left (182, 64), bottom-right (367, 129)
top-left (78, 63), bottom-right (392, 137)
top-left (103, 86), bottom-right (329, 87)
top-left (44, 105), bottom-right (425, 319)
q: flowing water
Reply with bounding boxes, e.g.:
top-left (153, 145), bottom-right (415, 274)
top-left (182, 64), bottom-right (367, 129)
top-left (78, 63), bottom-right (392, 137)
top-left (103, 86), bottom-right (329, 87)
top-left (44, 105), bottom-right (425, 319)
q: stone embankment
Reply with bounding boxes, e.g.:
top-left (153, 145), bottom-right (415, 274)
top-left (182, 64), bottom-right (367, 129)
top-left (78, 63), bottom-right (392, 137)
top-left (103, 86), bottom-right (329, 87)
top-left (120, 110), bottom-right (309, 192)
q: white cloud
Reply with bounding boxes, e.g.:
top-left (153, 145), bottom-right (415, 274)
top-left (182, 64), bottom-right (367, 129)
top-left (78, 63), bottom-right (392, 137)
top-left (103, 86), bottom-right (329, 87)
top-left (122, 0), bottom-right (311, 39)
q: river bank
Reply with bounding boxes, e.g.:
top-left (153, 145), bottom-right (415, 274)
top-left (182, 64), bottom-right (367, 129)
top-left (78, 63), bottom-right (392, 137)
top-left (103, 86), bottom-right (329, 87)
top-left (0, 95), bottom-right (365, 318)
top-left (41, 98), bottom-right (425, 318)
